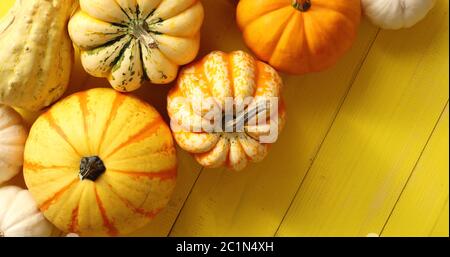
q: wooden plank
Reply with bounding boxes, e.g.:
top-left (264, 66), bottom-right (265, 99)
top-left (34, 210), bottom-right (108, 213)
top-left (382, 104), bottom-right (449, 237)
top-left (169, 3), bottom-right (380, 236)
top-left (430, 198), bottom-right (449, 237)
top-left (276, 0), bottom-right (449, 237)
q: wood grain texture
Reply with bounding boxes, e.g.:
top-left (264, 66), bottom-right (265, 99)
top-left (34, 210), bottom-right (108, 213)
top-left (276, 0), bottom-right (449, 237)
top-left (382, 105), bottom-right (449, 237)
top-left (430, 198), bottom-right (449, 237)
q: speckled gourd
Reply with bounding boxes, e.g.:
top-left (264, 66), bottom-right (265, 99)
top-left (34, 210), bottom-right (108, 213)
top-left (0, 0), bottom-right (74, 111)
top-left (68, 0), bottom-right (204, 92)
top-left (167, 51), bottom-right (286, 171)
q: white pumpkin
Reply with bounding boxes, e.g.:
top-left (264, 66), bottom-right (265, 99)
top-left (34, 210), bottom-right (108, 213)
top-left (0, 105), bottom-right (27, 184)
top-left (0, 186), bottom-right (54, 237)
top-left (362, 0), bottom-right (436, 29)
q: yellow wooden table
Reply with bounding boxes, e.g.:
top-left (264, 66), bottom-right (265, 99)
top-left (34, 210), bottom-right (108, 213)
top-left (1, 0), bottom-right (448, 237)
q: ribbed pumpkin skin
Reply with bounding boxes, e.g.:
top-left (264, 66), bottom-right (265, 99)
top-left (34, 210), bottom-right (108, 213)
top-left (236, 0), bottom-right (361, 75)
top-left (23, 88), bottom-right (177, 236)
top-left (69, 0), bottom-right (204, 92)
top-left (0, 0), bottom-right (74, 111)
top-left (362, 0), bottom-right (436, 29)
top-left (0, 186), bottom-right (54, 237)
top-left (0, 105), bottom-right (27, 184)
top-left (167, 51), bottom-right (286, 171)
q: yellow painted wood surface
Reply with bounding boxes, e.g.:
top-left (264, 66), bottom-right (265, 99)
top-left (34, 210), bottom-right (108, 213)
top-left (276, 0), bottom-right (449, 236)
top-left (382, 105), bottom-right (449, 237)
top-left (1, 0), bottom-right (448, 237)
top-left (431, 199), bottom-right (449, 237)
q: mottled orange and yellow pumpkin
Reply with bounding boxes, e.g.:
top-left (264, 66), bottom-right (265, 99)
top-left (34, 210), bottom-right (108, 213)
top-left (167, 51), bottom-right (286, 171)
top-left (23, 88), bottom-right (177, 236)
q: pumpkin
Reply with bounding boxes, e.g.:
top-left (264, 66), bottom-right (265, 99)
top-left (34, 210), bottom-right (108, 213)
top-left (0, 0), bottom-right (74, 111)
top-left (362, 0), bottom-right (436, 29)
top-left (23, 88), bottom-right (177, 236)
top-left (0, 186), bottom-right (54, 237)
top-left (167, 51), bottom-right (286, 171)
top-left (68, 0), bottom-right (204, 92)
top-left (0, 105), bottom-right (27, 184)
top-left (236, 0), bottom-right (361, 75)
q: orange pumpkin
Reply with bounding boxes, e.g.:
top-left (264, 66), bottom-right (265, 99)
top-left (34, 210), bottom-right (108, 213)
top-left (167, 51), bottom-right (286, 171)
top-left (23, 88), bottom-right (177, 236)
top-left (236, 0), bottom-right (361, 75)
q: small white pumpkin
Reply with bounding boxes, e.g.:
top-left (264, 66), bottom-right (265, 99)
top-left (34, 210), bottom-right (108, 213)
top-left (0, 186), bottom-right (54, 237)
top-left (0, 105), bottom-right (27, 184)
top-left (362, 0), bottom-right (436, 29)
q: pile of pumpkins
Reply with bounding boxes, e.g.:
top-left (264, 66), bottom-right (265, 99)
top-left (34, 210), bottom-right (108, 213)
top-left (0, 0), bottom-right (435, 237)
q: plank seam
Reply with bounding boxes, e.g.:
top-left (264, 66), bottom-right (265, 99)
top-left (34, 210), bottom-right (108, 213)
top-left (429, 197), bottom-right (449, 236)
top-left (168, 167), bottom-right (204, 236)
top-left (380, 101), bottom-right (449, 236)
top-left (274, 28), bottom-right (381, 236)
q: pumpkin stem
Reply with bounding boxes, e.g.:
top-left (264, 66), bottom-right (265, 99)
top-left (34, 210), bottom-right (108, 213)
top-left (223, 100), bottom-right (271, 133)
top-left (292, 0), bottom-right (311, 12)
top-left (131, 20), bottom-right (158, 49)
top-left (79, 156), bottom-right (106, 181)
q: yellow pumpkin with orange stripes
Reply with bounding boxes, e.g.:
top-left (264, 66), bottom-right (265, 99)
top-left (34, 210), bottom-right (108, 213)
top-left (167, 51), bottom-right (286, 171)
top-left (23, 88), bottom-right (177, 236)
